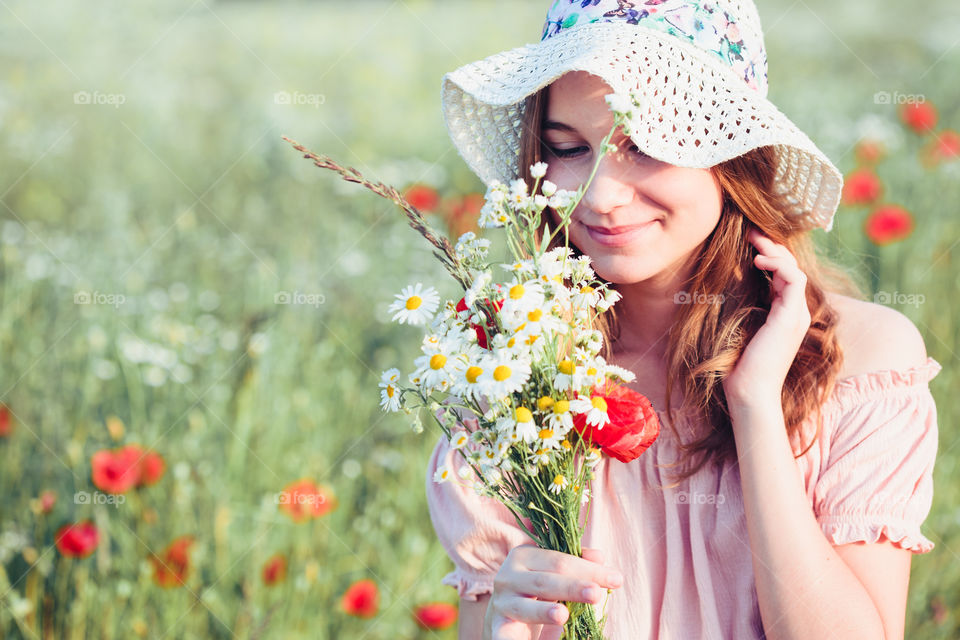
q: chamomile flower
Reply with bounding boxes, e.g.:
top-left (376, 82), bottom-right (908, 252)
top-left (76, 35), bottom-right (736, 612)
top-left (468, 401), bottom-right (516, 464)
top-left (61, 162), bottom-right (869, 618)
top-left (378, 368), bottom-right (402, 412)
top-left (546, 398), bottom-right (574, 433)
top-left (554, 359), bottom-right (579, 391)
top-left (536, 425), bottom-right (563, 449)
top-left (605, 362), bottom-right (637, 383)
top-left (530, 162), bottom-right (548, 179)
top-left (585, 446), bottom-right (602, 467)
top-left (571, 394), bottom-right (611, 428)
top-left (452, 359), bottom-right (493, 402)
top-left (481, 353), bottom-right (532, 400)
top-left (541, 179), bottom-right (557, 197)
top-left (500, 259), bottom-right (536, 277)
top-left (433, 465), bottom-right (452, 483)
top-left (463, 270), bottom-right (493, 309)
top-left (509, 406), bottom-right (538, 444)
top-left (596, 286), bottom-right (622, 312)
top-left (412, 344), bottom-right (463, 392)
top-left (389, 283), bottom-right (440, 326)
top-left (500, 279), bottom-right (545, 317)
top-left (531, 448), bottom-right (552, 465)
top-left (548, 474), bottom-right (568, 494)
top-left (449, 430), bottom-right (470, 450)
top-left (572, 284), bottom-right (601, 308)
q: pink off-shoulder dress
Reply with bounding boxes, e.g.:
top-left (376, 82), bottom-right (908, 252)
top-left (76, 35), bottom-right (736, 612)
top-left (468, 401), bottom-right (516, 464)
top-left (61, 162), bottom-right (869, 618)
top-left (425, 357), bottom-right (942, 639)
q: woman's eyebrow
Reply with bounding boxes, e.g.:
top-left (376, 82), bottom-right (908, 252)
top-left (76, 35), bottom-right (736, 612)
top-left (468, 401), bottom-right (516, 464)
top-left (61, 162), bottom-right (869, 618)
top-left (542, 120), bottom-right (577, 133)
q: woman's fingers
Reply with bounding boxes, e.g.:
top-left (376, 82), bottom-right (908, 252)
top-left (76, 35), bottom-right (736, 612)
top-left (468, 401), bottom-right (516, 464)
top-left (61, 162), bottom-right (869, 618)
top-left (580, 547), bottom-right (604, 564)
top-left (513, 547), bottom-right (623, 589)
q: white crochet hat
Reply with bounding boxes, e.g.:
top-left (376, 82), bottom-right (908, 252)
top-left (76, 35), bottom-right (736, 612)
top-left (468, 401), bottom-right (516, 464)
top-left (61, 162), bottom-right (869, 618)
top-left (440, 0), bottom-right (843, 232)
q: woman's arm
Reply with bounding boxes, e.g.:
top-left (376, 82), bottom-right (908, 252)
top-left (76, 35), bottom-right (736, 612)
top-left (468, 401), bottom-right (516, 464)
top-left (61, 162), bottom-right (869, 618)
top-left (459, 595), bottom-right (489, 640)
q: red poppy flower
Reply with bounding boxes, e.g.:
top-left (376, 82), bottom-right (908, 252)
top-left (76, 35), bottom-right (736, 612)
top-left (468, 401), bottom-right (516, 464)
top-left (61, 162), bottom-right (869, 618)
top-left (572, 381), bottom-right (660, 464)
top-left (341, 579), bottom-right (379, 618)
top-left (900, 101), bottom-right (938, 135)
top-left (91, 446), bottom-right (142, 494)
top-left (455, 295), bottom-right (504, 349)
top-left (445, 193), bottom-right (485, 237)
top-left (0, 404), bottom-right (12, 437)
top-left (139, 450), bottom-right (166, 486)
top-left (262, 553), bottom-right (287, 586)
top-left (921, 129), bottom-right (960, 167)
top-left (404, 184), bottom-right (440, 213)
top-left (151, 535), bottom-right (194, 588)
top-left (854, 139), bottom-right (885, 165)
top-left (38, 490), bottom-right (57, 514)
top-left (864, 205), bottom-right (914, 246)
top-left (55, 521), bottom-right (99, 558)
top-left (841, 168), bottom-right (883, 206)
top-left (413, 602), bottom-right (458, 630)
top-left (278, 479), bottom-right (337, 522)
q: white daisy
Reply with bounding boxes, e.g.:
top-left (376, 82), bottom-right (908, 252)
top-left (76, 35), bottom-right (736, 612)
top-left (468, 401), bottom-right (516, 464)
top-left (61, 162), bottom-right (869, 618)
top-left (596, 287), bottom-right (622, 312)
top-left (481, 353), bottom-right (532, 400)
top-left (536, 426), bottom-right (563, 450)
top-left (500, 279), bottom-right (545, 317)
top-left (548, 473), bottom-right (568, 494)
top-left (530, 162), bottom-right (548, 179)
top-left (449, 430), bottom-right (470, 450)
top-left (388, 283), bottom-right (440, 326)
top-left (554, 359), bottom-right (578, 391)
top-left (433, 465), bottom-right (452, 483)
top-left (546, 398), bottom-right (574, 433)
top-left (510, 406), bottom-right (538, 444)
top-left (541, 179), bottom-right (557, 198)
top-left (571, 394), bottom-right (610, 429)
top-left (531, 447), bottom-right (552, 466)
top-left (571, 284), bottom-right (601, 308)
top-left (378, 368), bottom-right (403, 412)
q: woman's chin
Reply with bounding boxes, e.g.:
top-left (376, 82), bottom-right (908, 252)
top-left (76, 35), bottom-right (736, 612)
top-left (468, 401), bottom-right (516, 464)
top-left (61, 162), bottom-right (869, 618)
top-left (590, 258), bottom-right (659, 286)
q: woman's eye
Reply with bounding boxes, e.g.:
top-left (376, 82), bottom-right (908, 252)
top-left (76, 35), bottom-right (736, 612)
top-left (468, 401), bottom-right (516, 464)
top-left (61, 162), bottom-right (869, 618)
top-left (544, 145), bottom-right (587, 159)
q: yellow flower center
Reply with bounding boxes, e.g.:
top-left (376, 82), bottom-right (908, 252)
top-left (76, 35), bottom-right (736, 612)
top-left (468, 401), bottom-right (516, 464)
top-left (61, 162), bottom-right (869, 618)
top-left (465, 366), bottom-right (483, 383)
top-left (591, 397), bottom-right (608, 412)
top-left (558, 360), bottom-right (574, 375)
top-left (538, 428), bottom-right (553, 440)
top-left (386, 386), bottom-right (395, 398)
top-left (580, 285), bottom-right (594, 294)
top-left (560, 439), bottom-right (572, 449)
top-left (429, 354), bottom-right (447, 370)
top-left (525, 334), bottom-right (539, 345)
top-left (509, 284), bottom-right (525, 300)
top-left (554, 400), bottom-right (570, 414)
top-left (515, 407), bottom-right (533, 423)
top-left (507, 337), bottom-right (516, 348)
top-left (552, 474), bottom-right (565, 486)
top-left (552, 275), bottom-right (562, 283)
top-left (537, 396), bottom-right (555, 411)
top-left (587, 367), bottom-right (597, 376)
top-left (493, 365), bottom-right (512, 382)
top-left (406, 295), bottom-right (422, 310)
top-left (527, 308), bottom-right (543, 322)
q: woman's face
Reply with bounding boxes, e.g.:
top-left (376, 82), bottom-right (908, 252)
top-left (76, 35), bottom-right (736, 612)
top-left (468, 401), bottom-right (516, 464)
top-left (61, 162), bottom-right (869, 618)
top-left (542, 71), bottom-right (724, 286)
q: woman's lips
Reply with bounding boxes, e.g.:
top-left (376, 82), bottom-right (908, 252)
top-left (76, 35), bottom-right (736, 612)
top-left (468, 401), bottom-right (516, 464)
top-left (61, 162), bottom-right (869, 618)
top-left (584, 220), bottom-right (658, 247)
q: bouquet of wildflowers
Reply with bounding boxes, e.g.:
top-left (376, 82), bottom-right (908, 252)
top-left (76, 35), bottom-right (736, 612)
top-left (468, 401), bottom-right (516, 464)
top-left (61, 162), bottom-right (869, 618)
top-left (285, 92), bottom-right (660, 639)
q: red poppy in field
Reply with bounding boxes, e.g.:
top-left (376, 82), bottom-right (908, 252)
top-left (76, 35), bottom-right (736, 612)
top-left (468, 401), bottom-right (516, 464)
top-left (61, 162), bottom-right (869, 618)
top-left (91, 444), bottom-right (166, 494)
top-left (413, 602), bottom-right (458, 630)
top-left (341, 579), bottom-right (379, 618)
top-left (0, 404), bottom-right (12, 437)
top-left (921, 129), bottom-right (960, 167)
top-left (864, 205), bottom-right (914, 246)
top-left (445, 193), bottom-right (485, 237)
top-left (55, 521), bottom-right (99, 558)
top-left (841, 168), bottom-right (883, 206)
top-left (151, 535), bottom-right (194, 588)
top-left (91, 446), bottom-right (142, 494)
top-left (854, 139), bottom-right (885, 165)
top-left (900, 101), bottom-right (938, 134)
top-left (404, 184), bottom-right (440, 213)
top-left (38, 490), bottom-right (57, 514)
top-left (262, 553), bottom-right (287, 586)
top-left (278, 479), bottom-right (337, 522)
top-left (572, 381), bottom-right (661, 464)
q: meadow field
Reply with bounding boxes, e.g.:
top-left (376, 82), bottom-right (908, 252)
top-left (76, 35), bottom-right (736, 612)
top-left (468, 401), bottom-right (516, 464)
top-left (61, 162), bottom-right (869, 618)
top-left (0, 0), bottom-right (958, 637)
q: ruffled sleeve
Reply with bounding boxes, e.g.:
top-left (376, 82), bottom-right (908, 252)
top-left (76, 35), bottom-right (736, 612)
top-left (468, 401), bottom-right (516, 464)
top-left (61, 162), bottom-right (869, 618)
top-left (425, 428), bottom-right (536, 600)
top-left (813, 356), bottom-right (942, 553)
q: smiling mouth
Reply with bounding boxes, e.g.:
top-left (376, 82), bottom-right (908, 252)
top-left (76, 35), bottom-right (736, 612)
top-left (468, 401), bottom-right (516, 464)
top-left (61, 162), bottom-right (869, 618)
top-left (583, 220), bottom-right (659, 247)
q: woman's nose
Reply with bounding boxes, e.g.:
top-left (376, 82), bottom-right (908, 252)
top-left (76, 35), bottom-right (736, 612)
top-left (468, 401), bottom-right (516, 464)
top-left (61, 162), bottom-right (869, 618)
top-left (580, 153), bottom-right (635, 216)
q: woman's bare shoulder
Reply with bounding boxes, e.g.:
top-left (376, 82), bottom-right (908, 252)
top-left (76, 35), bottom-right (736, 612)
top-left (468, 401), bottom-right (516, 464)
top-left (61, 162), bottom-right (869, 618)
top-left (824, 291), bottom-right (928, 380)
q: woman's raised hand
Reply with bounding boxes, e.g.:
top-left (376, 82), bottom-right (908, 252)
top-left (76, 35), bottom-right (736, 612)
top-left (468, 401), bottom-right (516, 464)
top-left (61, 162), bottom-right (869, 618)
top-left (483, 545), bottom-right (623, 640)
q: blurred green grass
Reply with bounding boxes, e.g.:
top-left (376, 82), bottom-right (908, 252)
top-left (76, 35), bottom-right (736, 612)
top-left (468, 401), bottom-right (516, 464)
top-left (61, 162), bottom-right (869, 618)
top-left (0, 0), bottom-right (957, 637)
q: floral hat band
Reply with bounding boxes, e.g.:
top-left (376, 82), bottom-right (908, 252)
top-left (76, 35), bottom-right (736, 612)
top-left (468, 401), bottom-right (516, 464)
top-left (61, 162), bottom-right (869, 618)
top-left (541, 0), bottom-right (768, 95)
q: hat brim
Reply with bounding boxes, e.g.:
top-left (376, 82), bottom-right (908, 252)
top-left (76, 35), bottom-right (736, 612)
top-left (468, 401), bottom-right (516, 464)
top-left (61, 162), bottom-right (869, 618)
top-left (441, 21), bottom-right (841, 232)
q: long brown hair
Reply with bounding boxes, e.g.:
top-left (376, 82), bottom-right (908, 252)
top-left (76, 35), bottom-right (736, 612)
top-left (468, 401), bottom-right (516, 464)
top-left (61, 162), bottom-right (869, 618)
top-left (517, 86), bottom-right (867, 485)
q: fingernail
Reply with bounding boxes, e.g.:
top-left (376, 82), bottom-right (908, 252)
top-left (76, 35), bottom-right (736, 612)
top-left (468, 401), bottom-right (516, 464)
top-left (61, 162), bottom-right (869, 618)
top-left (551, 605), bottom-right (567, 623)
top-left (582, 586), bottom-right (601, 602)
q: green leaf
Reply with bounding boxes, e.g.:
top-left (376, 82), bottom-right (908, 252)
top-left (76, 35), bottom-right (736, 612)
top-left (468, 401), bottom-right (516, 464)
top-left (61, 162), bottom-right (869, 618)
top-left (561, 13), bottom-right (579, 29)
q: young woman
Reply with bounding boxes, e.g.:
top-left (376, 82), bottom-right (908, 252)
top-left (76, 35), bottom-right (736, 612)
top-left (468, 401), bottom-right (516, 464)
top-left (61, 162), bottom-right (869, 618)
top-left (426, 1), bottom-right (941, 638)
